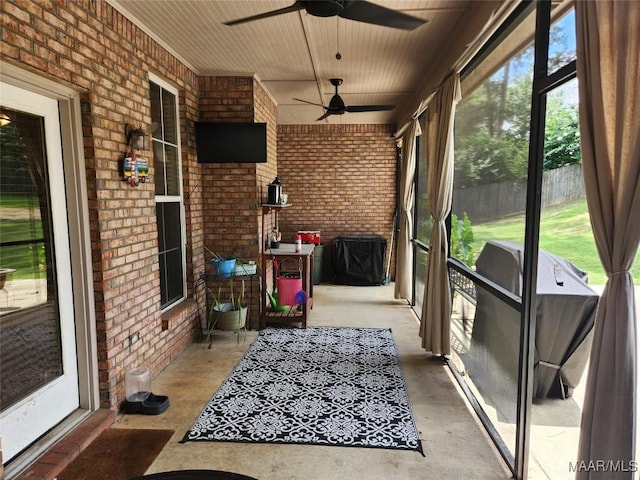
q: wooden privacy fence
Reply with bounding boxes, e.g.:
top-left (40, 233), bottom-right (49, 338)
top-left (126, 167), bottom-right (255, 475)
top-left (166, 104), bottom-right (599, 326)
top-left (452, 164), bottom-right (585, 223)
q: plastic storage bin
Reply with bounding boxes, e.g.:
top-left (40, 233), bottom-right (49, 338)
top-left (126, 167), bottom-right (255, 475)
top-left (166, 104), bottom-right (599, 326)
top-left (277, 275), bottom-right (303, 305)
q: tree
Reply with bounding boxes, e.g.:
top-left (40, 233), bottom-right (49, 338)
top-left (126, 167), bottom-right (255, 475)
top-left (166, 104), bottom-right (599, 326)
top-left (544, 95), bottom-right (580, 170)
top-left (454, 26), bottom-right (580, 189)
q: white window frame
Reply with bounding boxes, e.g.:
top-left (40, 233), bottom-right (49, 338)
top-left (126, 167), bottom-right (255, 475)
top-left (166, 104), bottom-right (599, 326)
top-left (149, 73), bottom-right (186, 311)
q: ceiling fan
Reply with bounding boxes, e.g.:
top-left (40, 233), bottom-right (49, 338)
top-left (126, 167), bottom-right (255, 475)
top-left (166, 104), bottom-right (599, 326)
top-left (295, 78), bottom-right (395, 121)
top-left (224, 0), bottom-right (426, 30)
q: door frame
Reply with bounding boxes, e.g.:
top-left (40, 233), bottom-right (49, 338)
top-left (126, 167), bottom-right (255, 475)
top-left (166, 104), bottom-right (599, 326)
top-left (1, 61), bottom-right (99, 475)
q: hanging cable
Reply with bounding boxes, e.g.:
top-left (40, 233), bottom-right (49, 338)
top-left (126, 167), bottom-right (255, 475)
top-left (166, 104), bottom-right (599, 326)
top-left (194, 275), bottom-right (207, 337)
top-left (335, 17), bottom-right (342, 60)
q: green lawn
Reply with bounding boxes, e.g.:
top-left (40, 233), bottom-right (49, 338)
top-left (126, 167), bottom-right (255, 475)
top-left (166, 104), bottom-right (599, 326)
top-left (0, 195), bottom-right (39, 209)
top-left (0, 195), bottom-right (46, 280)
top-left (472, 199), bottom-right (640, 285)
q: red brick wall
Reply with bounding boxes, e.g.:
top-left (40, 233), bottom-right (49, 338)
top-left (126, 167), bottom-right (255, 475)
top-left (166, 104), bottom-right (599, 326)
top-left (277, 124), bottom-right (398, 281)
top-left (198, 77), bottom-right (278, 329)
top-left (0, 0), bottom-right (396, 419)
top-left (254, 81), bottom-right (279, 313)
top-left (1, 0), bottom-right (204, 409)
top-left (199, 76), bottom-right (257, 259)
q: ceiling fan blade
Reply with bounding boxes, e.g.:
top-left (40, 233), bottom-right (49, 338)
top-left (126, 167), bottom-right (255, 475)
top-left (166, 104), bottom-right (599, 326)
top-left (345, 104), bottom-right (396, 113)
top-left (225, 2), bottom-right (305, 26)
top-left (340, 1), bottom-right (426, 30)
top-left (316, 111), bottom-right (333, 121)
top-left (293, 97), bottom-right (324, 107)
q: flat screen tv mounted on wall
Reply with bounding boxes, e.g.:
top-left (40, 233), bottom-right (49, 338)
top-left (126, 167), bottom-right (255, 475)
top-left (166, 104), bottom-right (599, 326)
top-left (195, 122), bottom-right (268, 163)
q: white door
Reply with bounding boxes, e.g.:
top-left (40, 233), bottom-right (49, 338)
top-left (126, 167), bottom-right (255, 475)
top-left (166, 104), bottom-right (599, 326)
top-left (0, 82), bottom-right (79, 462)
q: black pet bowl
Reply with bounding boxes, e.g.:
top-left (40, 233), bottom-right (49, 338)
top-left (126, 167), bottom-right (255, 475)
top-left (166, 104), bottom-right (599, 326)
top-left (124, 393), bottom-right (170, 415)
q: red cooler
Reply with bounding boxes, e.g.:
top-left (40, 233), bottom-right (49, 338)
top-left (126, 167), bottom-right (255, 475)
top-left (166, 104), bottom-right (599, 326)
top-left (297, 230), bottom-right (321, 245)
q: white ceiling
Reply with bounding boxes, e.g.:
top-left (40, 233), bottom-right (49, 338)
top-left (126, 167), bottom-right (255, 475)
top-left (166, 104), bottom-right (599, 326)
top-left (109, 0), bottom-right (503, 126)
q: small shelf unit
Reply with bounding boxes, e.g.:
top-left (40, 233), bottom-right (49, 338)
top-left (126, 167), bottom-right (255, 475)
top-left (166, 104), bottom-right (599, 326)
top-left (260, 204), bottom-right (314, 329)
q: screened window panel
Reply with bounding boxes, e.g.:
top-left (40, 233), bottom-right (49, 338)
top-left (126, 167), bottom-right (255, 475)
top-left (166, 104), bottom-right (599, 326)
top-left (415, 113), bottom-right (430, 245)
top-left (413, 248), bottom-right (428, 315)
top-left (452, 23), bottom-right (534, 267)
top-left (449, 6), bottom-right (537, 466)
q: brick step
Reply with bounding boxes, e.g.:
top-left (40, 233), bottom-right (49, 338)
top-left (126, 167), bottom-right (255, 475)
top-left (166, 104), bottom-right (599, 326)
top-left (15, 409), bottom-right (115, 480)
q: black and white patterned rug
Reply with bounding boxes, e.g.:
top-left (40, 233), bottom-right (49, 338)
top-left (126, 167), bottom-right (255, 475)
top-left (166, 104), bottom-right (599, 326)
top-left (181, 327), bottom-right (423, 454)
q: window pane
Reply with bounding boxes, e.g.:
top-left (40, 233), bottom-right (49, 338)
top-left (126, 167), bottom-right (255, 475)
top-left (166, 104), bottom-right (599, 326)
top-left (159, 203), bottom-right (181, 250)
top-left (0, 108), bottom-right (63, 409)
top-left (156, 202), bottom-right (183, 309)
top-left (158, 251), bottom-right (184, 307)
top-left (164, 144), bottom-right (179, 196)
top-left (164, 247), bottom-right (184, 306)
top-left (450, 7), bottom-right (536, 464)
top-left (527, 75), bottom-right (605, 480)
top-left (162, 90), bottom-right (177, 144)
top-left (549, 9), bottom-right (576, 75)
top-left (153, 140), bottom-right (165, 195)
top-left (150, 83), bottom-right (162, 139)
top-left (157, 203), bottom-right (166, 252)
top-left (158, 253), bottom-right (168, 306)
top-left (453, 34), bottom-right (534, 266)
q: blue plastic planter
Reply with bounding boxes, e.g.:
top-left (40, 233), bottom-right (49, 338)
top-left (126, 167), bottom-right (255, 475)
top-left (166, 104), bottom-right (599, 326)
top-left (212, 258), bottom-right (236, 278)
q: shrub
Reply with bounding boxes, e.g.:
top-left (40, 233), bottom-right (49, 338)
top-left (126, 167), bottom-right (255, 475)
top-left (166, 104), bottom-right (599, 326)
top-left (450, 212), bottom-right (477, 267)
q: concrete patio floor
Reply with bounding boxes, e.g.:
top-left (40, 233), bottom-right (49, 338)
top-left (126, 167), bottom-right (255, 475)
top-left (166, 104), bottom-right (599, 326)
top-left (115, 283), bottom-right (511, 479)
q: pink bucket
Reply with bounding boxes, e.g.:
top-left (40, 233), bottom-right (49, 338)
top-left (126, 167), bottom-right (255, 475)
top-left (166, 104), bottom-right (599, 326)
top-left (277, 276), bottom-right (303, 306)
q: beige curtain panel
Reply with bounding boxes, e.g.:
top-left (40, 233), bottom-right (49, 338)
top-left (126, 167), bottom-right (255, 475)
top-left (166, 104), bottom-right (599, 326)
top-left (395, 119), bottom-right (420, 300)
top-left (419, 73), bottom-right (461, 355)
top-left (575, 2), bottom-right (639, 478)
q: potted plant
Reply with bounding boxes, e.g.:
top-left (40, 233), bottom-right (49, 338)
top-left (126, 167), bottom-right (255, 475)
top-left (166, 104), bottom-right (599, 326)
top-left (203, 275), bottom-right (247, 346)
top-left (206, 246), bottom-right (257, 278)
top-left (232, 259), bottom-right (257, 276)
top-left (208, 247), bottom-right (237, 279)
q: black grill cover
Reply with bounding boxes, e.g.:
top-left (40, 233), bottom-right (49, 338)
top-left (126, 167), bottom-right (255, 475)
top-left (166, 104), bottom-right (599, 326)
top-left (332, 235), bottom-right (387, 286)
top-left (469, 240), bottom-right (598, 403)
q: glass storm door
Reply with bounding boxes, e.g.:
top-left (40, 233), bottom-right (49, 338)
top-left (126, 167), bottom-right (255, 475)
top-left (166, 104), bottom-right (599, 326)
top-left (0, 83), bottom-right (79, 462)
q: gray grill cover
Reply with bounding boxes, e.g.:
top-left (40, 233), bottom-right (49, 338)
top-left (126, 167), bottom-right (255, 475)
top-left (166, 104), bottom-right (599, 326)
top-left (470, 240), bottom-right (599, 400)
